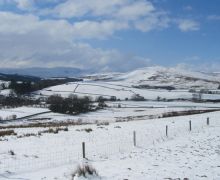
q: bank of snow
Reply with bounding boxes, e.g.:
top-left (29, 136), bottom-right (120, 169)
top-left (0, 107), bottom-right (50, 120)
top-left (0, 111), bottom-right (220, 179)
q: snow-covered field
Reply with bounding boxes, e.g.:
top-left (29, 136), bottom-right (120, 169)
top-left (1, 100), bottom-right (220, 125)
top-left (32, 66), bottom-right (220, 101)
top-left (34, 81), bottom-right (220, 101)
top-left (0, 66), bottom-right (220, 179)
top-left (0, 89), bottom-right (12, 96)
top-left (85, 66), bottom-right (220, 89)
top-left (0, 107), bottom-right (50, 120)
top-left (0, 111), bottom-right (220, 179)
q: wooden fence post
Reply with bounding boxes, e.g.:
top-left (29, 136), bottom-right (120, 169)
top-left (207, 117), bottom-right (209, 126)
top-left (189, 120), bottom-right (192, 131)
top-left (82, 142), bottom-right (86, 159)
top-left (133, 131), bottom-right (136, 147)
top-left (166, 125), bottom-right (168, 137)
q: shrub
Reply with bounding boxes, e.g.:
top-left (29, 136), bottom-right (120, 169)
top-left (11, 114), bottom-right (17, 120)
top-left (0, 130), bottom-right (17, 137)
top-left (72, 164), bottom-right (98, 179)
top-left (48, 95), bottom-right (93, 114)
top-left (131, 94), bottom-right (145, 101)
top-left (0, 95), bottom-right (39, 107)
top-left (17, 133), bottom-right (37, 138)
top-left (84, 128), bottom-right (93, 133)
top-left (9, 150), bottom-right (15, 156)
top-left (97, 122), bottom-right (109, 126)
top-left (96, 96), bottom-right (106, 102)
top-left (38, 127), bottom-right (68, 135)
top-left (109, 96), bottom-right (117, 101)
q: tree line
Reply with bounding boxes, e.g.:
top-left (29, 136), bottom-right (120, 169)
top-left (0, 94), bottom-right (39, 107)
top-left (9, 78), bottom-right (82, 95)
top-left (47, 95), bottom-right (96, 114)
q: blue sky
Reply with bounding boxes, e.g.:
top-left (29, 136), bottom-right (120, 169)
top-left (0, 0), bottom-right (219, 72)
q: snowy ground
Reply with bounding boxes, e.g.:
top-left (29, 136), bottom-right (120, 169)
top-left (34, 81), bottom-right (220, 101)
top-left (1, 100), bottom-right (220, 126)
top-left (0, 107), bottom-right (50, 120)
top-left (0, 111), bottom-right (220, 179)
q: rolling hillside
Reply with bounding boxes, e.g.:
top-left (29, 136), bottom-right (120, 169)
top-left (34, 66), bottom-right (220, 101)
top-left (107, 66), bottom-right (220, 89)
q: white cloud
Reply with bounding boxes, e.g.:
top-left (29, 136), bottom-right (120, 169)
top-left (14, 0), bottom-right (34, 10)
top-left (0, 11), bottom-right (151, 71)
top-left (0, 12), bottom-right (74, 40)
top-left (0, 1), bottom-right (203, 72)
top-left (71, 20), bottom-right (129, 39)
top-left (0, 0), bottom-right (34, 10)
top-left (207, 15), bottom-right (220, 21)
top-left (52, 0), bottom-right (128, 18)
top-left (134, 12), bottom-right (170, 32)
top-left (0, 11), bottom-right (129, 40)
top-left (115, 1), bottom-right (155, 20)
top-left (0, 1), bottom-right (186, 36)
top-left (0, 34), bottom-right (151, 71)
top-left (48, 0), bottom-right (170, 33)
top-left (177, 19), bottom-right (200, 32)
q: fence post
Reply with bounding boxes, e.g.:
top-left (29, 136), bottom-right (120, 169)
top-left (207, 117), bottom-right (209, 126)
top-left (133, 131), bottom-right (136, 147)
top-left (189, 120), bottom-right (192, 131)
top-left (166, 125), bottom-right (168, 137)
top-left (82, 142), bottom-right (86, 159)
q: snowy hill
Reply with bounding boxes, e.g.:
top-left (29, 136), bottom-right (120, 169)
top-left (33, 66), bottom-right (220, 102)
top-left (1, 68), bottom-right (220, 180)
top-left (110, 66), bottom-right (220, 89)
top-left (1, 66), bottom-right (219, 89)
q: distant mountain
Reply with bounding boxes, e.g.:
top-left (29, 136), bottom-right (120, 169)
top-left (88, 66), bottom-right (220, 89)
top-left (0, 67), bottom-right (87, 78)
top-left (0, 73), bottom-right (41, 82)
top-left (1, 66), bottom-right (220, 90)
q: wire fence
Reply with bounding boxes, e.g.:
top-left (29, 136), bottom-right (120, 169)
top-left (0, 115), bottom-right (219, 176)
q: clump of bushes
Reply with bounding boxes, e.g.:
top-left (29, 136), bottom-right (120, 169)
top-left (17, 133), bottom-right (37, 138)
top-left (9, 78), bottom-right (82, 95)
top-left (96, 96), bottom-right (107, 108)
top-left (0, 93), bottom-right (40, 107)
top-left (47, 95), bottom-right (93, 114)
top-left (131, 94), bottom-right (145, 101)
top-left (84, 128), bottom-right (93, 133)
top-left (38, 127), bottom-right (68, 135)
top-left (9, 150), bottom-right (15, 156)
top-left (0, 130), bottom-right (17, 137)
top-left (72, 164), bottom-right (99, 179)
top-left (97, 122), bottom-right (109, 126)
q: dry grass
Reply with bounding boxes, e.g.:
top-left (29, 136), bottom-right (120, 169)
top-left (0, 130), bottom-right (17, 137)
top-left (72, 164), bottom-right (98, 179)
top-left (83, 128), bottom-right (93, 133)
top-left (0, 120), bottom-right (90, 130)
top-left (38, 127), bottom-right (68, 135)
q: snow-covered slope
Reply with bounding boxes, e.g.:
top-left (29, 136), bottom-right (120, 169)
top-left (37, 81), bottom-right (219, 100)
top-left (112, 66), bottom-right (220, 89)
top-left (1, 111), bottom-right (220, 179)
top-left (34, 66), bottom-right (220, 101)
